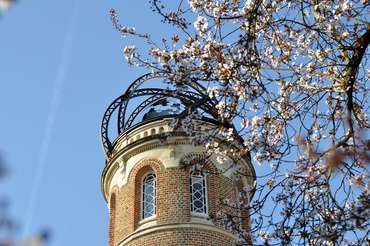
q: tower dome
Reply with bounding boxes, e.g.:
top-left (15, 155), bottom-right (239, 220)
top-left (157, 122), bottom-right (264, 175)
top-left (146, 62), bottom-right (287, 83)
top-left (100, 73), bottom-right (255, 246)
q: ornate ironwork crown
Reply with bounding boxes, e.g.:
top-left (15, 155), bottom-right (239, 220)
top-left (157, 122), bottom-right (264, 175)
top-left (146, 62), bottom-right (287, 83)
top-left (100, 73), bottom-right (218, 157)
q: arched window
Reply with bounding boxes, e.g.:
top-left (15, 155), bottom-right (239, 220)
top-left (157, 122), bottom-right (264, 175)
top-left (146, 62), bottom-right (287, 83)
top-left (142, 173), bottom-right (156, 219)
top-left (190, 171), bottom-right (208, 214)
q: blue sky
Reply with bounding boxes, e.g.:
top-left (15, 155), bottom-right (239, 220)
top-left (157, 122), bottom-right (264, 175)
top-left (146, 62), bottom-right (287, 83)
top-left (0, 0), bottom-right (166, 245)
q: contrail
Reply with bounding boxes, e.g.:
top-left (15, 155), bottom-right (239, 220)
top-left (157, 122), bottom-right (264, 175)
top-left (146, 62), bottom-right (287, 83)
top-left (22, 0), bottom-right (79, 239)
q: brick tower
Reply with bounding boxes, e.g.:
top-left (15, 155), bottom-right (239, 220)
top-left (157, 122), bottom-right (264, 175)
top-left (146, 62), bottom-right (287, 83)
top-left (100, 73), bottom-right (255, 246)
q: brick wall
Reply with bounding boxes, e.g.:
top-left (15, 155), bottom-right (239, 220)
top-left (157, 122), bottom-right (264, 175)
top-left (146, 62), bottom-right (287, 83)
top-left (109, 158), bottom-right (250, 246)
top-left (109, 192), bottom-right (116, 246)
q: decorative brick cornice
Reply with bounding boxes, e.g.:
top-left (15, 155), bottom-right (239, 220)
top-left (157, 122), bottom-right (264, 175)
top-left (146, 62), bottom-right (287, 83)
top-left (118, 222), bottom-right (237, 246)
top-left (120, 139), bottom-right (189, 163)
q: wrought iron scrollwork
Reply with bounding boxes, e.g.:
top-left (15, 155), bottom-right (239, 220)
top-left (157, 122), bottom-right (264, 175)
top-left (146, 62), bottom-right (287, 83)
top-left (100, 72), bottom-right (217, 157)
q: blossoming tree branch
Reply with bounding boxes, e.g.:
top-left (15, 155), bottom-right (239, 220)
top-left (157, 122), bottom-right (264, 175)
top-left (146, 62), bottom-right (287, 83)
top-left (110, 0), bottom-right (370, 245)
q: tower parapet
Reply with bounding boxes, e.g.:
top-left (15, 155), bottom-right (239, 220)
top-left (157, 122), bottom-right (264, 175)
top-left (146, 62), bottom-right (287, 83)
top-left (100, 73), bottom-right (255, 246)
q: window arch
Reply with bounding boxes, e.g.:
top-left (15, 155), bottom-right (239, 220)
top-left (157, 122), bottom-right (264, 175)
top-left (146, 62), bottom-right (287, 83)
top-left (190, 170), bottom-right (208, 214)
top-left (142, 173), bottom-right (156, 220)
